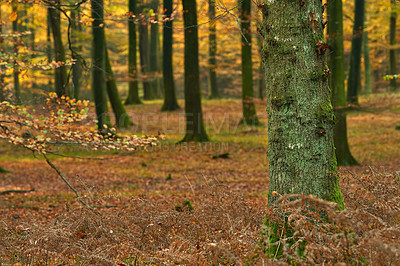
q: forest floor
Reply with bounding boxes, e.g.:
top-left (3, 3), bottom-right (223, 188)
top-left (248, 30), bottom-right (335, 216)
top-left (1, 93), bottom-right (400, 265)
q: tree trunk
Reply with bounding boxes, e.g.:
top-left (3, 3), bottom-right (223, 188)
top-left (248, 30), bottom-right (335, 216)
top-left (240, 0), bottom-right (259, 125)
top-left (104, 43), bottom-right (133, 128)
top-left (150, 0), bottom-right (163, 99)
top-left (263, 1), bottom-right (344, 208)
top-left (125, 0), bottom-right (142, 105)
top-left (389, 0), bottom-right (397, 91)
top-left (181, 0), bottom-right (209, 142)
top-left (46, 9), bottom-right (53, 88)
top-left (257, 34), bottom-right (265, 100)
top-left (363, 31), bottom-right (372, 94)
top-left (91, 0), bottom-right (111, 131)
top-left (71, 9), bottom-right (82, 99)
top-left (347, 0), bottom-right (364, 105)
top-left (139, 7), bottom-right (155, 100)
top-left (48, 0), bottom-right (68, 97)
top-left (328, 0), bottom-right (358, 166)
top-left (208, 0), bottom-right (219, 99)
top-left (12, 4), bottom-right (21, 104)
top-left (161, 0), bottom-right (180, 111)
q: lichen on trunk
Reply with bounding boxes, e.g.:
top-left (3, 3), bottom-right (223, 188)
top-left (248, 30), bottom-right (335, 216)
top-left (262, 0), bottom-right (344, 208)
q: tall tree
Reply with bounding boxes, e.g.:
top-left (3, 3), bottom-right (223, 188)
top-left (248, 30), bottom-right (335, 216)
top-left (347, 0), bottom-right (365, 105)
top-left (91, 0), bottom-right (111, 131)
top-left (48, 0), bottom-right (68, 97)
top-left (363, 29), bottom-right (372, 94)
top-left (263, 1), bottom-right (344, 207)
top-left (240, 0), bottom-right (259, 125)
top-left (181, 0), bottom-right (209, 142)
top-left (12, 3), bottom-right (21, 104)
top-left (46, 9), bottom-right (53, 87)
top-left (150, 0), bottom-right (162, 98)
top-left (328, 0), bottom-right (358, 166)
top-left (257, 34), bottom-right (265, 100)
top-left (125, 0), bottom-right (142, 105)
top-left (104, 45), bottom-right (133, 128)
top-left (161, 0), bottom-right (180, 111)
top-left (208, 0), bottom-right (219, 99)
top-left (71, 8), bottom-right (82, 99)
top-left (139, 4), bottom-right (155, 100)
top-left (389, 0), bottom-right (397, 91)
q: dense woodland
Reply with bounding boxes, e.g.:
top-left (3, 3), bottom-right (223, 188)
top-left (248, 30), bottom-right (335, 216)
top-left (0, 0), bottom-right (399, 264)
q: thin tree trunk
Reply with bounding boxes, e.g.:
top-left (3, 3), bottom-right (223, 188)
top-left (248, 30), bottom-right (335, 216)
top-left (105, 43), bottom-right (133, 128)
top-left (389, 0), bottom-right (397, 91)
top-left (71, 9), bottom-right (82, 99)
top-left (208, 0), bottom-right (219, 99)
top-left (125, 0), bottom-right (142, 105)
top-left (347, 0), bottom-right (364, 105)
top-left (150, 0), bottom-right (162, 99)
top-left (263, 1), bottom-right (344, 208)
top-left (240, 0), bottom-right (259, 125)
top-left (139, 5), bottom-right (155, 100)
top-left (48, 0), bottom-right (68, 97)
top-left (91, 0), bottom-right (111, 131)
top-left (161, 0), bottom-right (180, 111)
top-left (12, 4), bottom-right (21, 104)
top-left (363, 31), bottom-right (372, 94)
top-left (328, 0), bottom-right (358, 166)
top-left (181, 0), bottom-right (209, 142)
top-left (46, 9), bottom-right (53, 88)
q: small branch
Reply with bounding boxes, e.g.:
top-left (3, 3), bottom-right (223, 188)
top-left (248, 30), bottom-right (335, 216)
top-left (43, 154), bottom-right (101, 216)
top-left (0, 188), bottom-right (35, 195)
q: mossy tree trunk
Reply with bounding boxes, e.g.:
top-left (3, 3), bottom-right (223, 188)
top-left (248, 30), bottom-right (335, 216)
top-left (347, 0), bottom-right (364, 105)
top-left (125, 0), bottom-right (142, 105)
top-left (71, 9), bottom-right (82, 99)
top-left (49, 0), bottom-right (68, 97)
top-left (150, 0), bottom-right (163, 99)
top-left (181, 0), bottom-right (209, 142)
top-left (208, 0), bottom-right (219, 99)
top-left (328, 0), bottom-right (358, 166)
top-left (104, 43), bottom-right (133, 128)
top-left (161, 0), bottom-right (180, 111)
top-left (263, 0), bottom-right (344, 208)
top-left (12, 4), bottom-right (21, 104)
top-left (139, 4), bottom-right (155, 100)
top-left (46, 9), bottom-right (53, 88)
top-left (240, 0), bottom-right (259, 125)
top-left (91, 0), bottom-right (111, 131)
top-left (389, 0), bottom-right (397, 92)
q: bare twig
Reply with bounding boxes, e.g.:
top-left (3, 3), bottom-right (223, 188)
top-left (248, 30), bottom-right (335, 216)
top-left (0, 188), bottom-right (35, 195)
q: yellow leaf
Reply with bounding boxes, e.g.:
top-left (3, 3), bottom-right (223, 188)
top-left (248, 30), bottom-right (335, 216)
top-left (9, 11), bottom-right (17, 22)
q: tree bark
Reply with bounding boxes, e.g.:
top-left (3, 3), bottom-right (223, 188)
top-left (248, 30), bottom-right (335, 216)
top-left (0, 5), bottom-right (5, 102)
top-left (46, 9), bottom-right (53, 88)
top-left (263, 0), bottom-right (344, 208)
top-left (181, 0), bottom-right (209, 142)
top-left (347, 0), bottom-right (364, 105)
top-left (150, 0), bottom-right (163, 99)
top-left (240, 0), bottom-right (259, 125)
top-left (257, 34), bottom-right (265, 100)
top-left (48, 0), bottom-right (68, 97)
top-left (328, 0), bottom-right (358, 166)
top-left (104, 43), bottom-right (133, 128)
top-left (208, 0), bottom-right (219, 99)
top-left (389, 0), bottom-right (397, 91)
top-left (91, 0), bottom-right (111, 131)
top-left (12, 4), bottom-right (21, 104)
top-left (125, 0), bottom-right (142, 105)
top-left (139, 5), bottom-right (155, 100)
top-left (161, 0), bottom-right (180, 111)
top-left (71, 9), bottom-right (82, 99)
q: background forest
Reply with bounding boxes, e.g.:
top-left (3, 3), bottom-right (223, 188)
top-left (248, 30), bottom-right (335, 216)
top-left (0, 0), bottom-right (400, 265)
